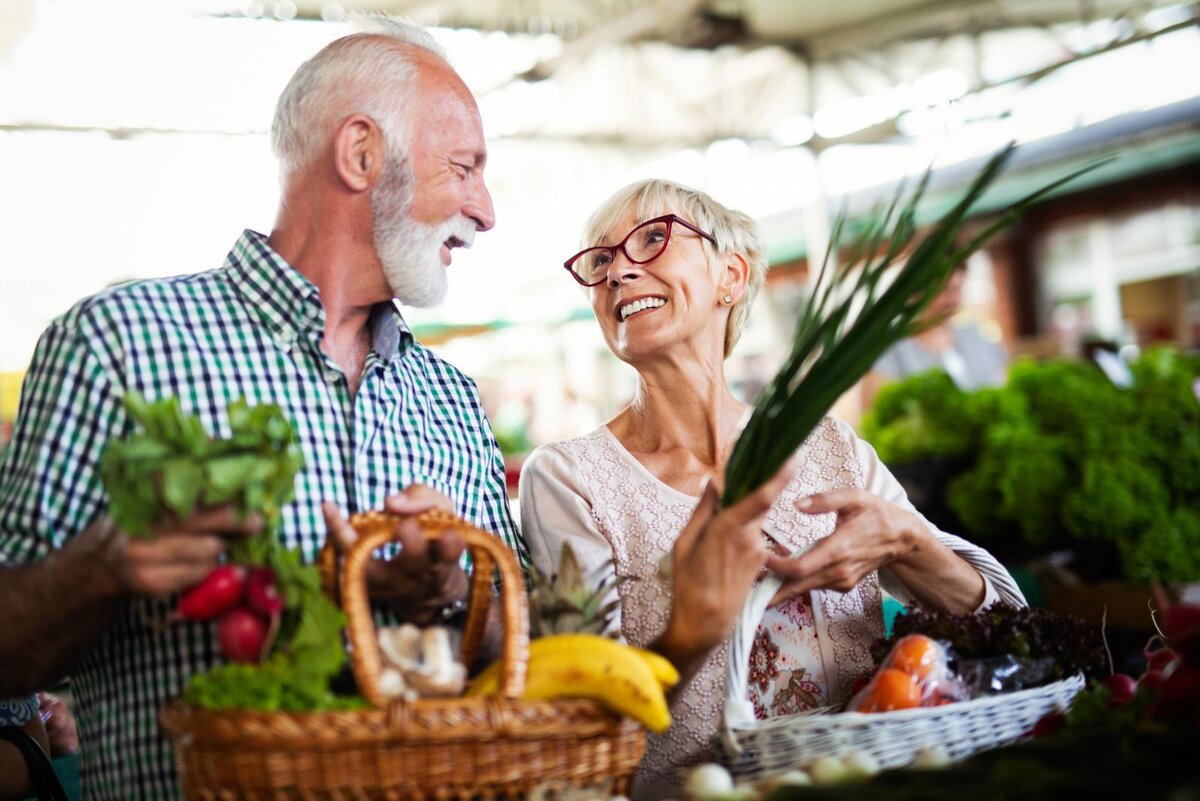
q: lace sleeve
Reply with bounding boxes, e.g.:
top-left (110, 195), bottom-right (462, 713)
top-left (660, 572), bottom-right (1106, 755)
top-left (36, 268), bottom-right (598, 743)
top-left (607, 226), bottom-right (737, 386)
top-left (833, 418), bottom-right (1027, 610)
top-left (518, 444), bottom-right (622, 634)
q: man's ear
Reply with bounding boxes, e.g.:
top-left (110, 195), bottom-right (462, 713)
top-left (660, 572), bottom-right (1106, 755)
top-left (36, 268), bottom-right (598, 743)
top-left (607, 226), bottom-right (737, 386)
top-left (332, 113), bottom-right (383, 193)
top-left (719, 251), bottom-right (752, 304)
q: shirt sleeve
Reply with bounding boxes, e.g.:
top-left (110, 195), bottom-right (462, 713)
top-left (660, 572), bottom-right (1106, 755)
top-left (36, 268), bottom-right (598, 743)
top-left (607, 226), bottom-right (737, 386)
top-left (0, 695), bottom-right (40, 727)
top-left (0, 319), bottom-right (126, 566)
top-left (518, 444), bottom-right (622, 636)
top-left (833, 418), bottom-right (1026, 611)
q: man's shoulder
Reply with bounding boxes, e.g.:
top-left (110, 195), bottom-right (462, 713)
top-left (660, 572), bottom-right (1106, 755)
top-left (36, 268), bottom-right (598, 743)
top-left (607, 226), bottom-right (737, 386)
top-left (57, 269), bottom-right (232, 333)
top-left (402, 341), bottom-right (480, 394)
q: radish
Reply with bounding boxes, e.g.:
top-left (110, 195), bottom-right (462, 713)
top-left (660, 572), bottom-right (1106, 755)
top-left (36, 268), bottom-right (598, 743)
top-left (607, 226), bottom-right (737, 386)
top-left (1030, 710), bottom-right (1065, 738)
top-left (174, 565), bottom-right (247, 622)
top-left (1145, 645), bottom-right (1178, 674)
top-left (1100, 674), bottom-right (1136, 706)
top-left (1162, 604), bottom-right (1200, 664)
top-left (244, 567), bottom-right (284, 618)
top-left (217, 608), bottom-right (270, 663)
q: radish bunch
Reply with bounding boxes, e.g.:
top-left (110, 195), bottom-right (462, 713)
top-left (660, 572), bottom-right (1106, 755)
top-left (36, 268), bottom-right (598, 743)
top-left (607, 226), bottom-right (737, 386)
top-left (1033, 600), bottom-right (1200, 735)
top-left (174, 565), bottom-right (285, 663)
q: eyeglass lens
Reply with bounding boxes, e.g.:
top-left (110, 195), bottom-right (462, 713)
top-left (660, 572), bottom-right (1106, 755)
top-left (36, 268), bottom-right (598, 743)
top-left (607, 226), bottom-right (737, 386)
top-left (574, 219), bottom-right (671, 284)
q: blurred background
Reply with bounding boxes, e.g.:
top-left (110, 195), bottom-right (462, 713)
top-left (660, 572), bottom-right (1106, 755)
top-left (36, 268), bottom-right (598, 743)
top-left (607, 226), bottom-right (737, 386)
top-left (1, 0), bottom-right (1198, 481)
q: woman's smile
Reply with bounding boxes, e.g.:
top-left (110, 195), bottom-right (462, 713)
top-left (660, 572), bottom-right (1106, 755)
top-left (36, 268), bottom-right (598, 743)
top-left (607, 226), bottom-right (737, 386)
top-left (617, 295), bottom-right (669, 322)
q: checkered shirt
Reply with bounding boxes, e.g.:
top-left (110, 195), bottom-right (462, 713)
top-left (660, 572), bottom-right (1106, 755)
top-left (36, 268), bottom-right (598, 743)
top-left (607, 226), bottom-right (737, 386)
top-left (0, 229), bottom-right (527, 800)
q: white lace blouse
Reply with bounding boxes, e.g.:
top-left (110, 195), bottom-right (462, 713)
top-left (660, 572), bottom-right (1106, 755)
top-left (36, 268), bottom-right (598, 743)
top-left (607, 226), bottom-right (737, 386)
top-left (519, 416), bottom-right (1024, 798)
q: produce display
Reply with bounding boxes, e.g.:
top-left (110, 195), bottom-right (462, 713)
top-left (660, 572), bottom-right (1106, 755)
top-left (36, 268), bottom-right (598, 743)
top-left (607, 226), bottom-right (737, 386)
top-left (681, 600), bottom-right (1200, 801)
top-left (102, 392), bottom-right (357, 711)
top-left (861, 348), bottom-right (1200, 582)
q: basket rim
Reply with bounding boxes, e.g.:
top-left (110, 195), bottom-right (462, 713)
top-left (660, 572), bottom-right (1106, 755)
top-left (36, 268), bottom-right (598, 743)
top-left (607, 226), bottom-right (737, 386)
top-left (724, 671), bottom-right (1085, 733)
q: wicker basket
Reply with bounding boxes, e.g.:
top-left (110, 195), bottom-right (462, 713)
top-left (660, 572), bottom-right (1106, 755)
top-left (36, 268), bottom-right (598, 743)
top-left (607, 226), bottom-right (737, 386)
top-left (717, 570), bottom-right (1085, 781)
top-left (160, 510), bottom-right (646, 800)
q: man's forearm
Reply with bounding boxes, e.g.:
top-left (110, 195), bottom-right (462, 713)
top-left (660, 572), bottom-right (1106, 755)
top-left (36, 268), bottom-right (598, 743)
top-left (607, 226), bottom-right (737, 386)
top-left (0, 524), bottom-right (127, 696)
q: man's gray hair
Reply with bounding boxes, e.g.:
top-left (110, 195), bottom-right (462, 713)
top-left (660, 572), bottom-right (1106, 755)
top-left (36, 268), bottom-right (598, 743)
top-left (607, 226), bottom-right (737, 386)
top-left (271, 17), bottom-right (448, 176)
top-left (582, 179), bottom-right (768, 358)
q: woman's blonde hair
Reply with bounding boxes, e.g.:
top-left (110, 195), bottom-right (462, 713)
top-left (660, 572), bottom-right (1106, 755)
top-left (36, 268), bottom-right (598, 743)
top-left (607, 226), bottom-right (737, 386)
top-left (581, 179), bottom-right (767, 358)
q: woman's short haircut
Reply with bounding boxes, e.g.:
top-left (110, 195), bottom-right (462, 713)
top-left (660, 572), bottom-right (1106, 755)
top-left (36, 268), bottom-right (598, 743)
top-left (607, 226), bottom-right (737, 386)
top-left (582, 179), bottom-right (768, 357)
top-left (271, 18), bottom-right (447, 178)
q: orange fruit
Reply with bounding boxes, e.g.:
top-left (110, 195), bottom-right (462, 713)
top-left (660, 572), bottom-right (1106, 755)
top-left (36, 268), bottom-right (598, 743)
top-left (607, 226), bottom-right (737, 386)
top-left (857, 668), bottom-right (923, 712)
top-left (886, 634), bottom-right (943, 682)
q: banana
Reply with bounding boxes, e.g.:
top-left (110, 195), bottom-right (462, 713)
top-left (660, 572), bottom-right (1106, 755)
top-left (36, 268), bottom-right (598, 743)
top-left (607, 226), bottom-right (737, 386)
top-left (630, 646), bottom-right (680, 689)
top-left (464, 634), bottom-right (673, 733)
top-left (522, 638), bottom-right (671, 733)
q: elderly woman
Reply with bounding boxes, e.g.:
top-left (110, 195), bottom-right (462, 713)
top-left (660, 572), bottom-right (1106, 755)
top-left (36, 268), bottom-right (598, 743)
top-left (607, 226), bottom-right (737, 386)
top-left (519, 179), bottom-right (1024, 798)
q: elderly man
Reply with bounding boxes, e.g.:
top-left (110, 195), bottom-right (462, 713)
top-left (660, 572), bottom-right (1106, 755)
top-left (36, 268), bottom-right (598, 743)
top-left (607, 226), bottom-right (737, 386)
top-left (0, 20), bottom-right (524, 799)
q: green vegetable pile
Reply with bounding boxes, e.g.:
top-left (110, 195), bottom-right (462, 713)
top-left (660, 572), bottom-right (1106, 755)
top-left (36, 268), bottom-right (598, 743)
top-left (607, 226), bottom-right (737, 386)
top-left (861, 347), bottom-right (1200, 582)
top-left (102, 392), bottom-right (361, 711)
top-left (873, 605), bottom-right (1107, 682)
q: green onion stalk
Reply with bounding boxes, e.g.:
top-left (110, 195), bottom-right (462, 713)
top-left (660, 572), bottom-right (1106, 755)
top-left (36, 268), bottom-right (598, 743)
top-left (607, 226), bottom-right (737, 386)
top-left (721, 143), bottom-right (1104, 508)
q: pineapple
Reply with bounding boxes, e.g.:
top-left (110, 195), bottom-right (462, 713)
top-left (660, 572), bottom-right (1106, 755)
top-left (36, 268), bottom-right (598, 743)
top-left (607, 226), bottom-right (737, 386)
top-left (528, 543), bottom-right (624, 637)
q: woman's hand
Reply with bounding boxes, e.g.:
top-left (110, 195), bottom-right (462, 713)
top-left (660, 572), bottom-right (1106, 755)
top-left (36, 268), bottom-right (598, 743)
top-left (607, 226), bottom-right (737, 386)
top-left (654, 461), bottom-right (797, 678)
top-left (765, 489), bottom-right (923, 604)
top-left (765, 489), bottom-right (985, 612)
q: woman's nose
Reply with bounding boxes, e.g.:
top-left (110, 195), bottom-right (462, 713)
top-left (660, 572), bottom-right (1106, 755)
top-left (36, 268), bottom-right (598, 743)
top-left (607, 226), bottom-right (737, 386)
top-left (605, 249), bottom-right (642, 288)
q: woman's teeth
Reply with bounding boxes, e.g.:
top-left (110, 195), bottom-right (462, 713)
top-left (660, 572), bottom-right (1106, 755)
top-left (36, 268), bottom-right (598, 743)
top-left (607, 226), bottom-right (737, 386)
top-left (620, 297), bottom-right (666, 320)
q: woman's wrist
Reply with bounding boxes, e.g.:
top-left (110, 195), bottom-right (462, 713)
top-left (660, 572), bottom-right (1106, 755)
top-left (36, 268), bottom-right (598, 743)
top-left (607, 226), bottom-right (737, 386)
top-left (653, 618), bottom-right (711, 676)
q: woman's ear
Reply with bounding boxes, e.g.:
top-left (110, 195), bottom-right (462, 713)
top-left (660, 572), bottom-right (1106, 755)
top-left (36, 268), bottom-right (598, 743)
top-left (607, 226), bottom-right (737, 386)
top-left (332, 113), bottom-right (384, 193)
top-left (719, 252), bottom-right (751, 305)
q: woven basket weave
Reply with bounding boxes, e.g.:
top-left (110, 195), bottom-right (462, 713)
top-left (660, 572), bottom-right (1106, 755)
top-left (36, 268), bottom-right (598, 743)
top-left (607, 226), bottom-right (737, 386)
top-left (160, 510), bottom-right (645, 800)
top-left (718, 568), bottom-right (1084, 781)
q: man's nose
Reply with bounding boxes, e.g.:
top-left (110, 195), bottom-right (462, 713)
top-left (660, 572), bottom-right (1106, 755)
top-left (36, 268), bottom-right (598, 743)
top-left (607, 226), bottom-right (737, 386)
top-left (466, 178), bottom-right (495, 232)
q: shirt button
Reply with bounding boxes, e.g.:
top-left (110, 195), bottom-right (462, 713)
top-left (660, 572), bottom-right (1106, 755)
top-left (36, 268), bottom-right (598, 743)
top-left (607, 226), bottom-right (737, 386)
top-left (324, 370), bottom-right (341, 385)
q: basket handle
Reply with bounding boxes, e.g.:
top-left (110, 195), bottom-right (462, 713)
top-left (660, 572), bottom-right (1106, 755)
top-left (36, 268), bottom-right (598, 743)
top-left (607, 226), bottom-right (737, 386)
top-left (332, 509), bottom-right (529, 708)
top-left (719, 542), bottom-right (812, 755)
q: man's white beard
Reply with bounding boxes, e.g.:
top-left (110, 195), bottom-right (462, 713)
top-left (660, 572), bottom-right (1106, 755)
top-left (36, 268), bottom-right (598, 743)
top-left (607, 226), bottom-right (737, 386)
top-left (372, 158), bottom-right (474, 308)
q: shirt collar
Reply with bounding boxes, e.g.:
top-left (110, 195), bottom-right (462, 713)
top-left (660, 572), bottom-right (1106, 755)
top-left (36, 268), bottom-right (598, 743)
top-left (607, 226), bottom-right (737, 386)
top-left (227, 229), bottom-right (414, 361)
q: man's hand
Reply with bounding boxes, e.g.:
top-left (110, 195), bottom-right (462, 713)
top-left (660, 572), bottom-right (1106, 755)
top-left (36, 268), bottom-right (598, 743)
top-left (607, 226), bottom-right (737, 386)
top-left (322, 485), bottom-right (469, 626)
top-left (764, 489), bottom-right (925, 604)
top-left (102, 506), bottom-right (263, 599)
top-left (37, 692), bottom-right (78, 757)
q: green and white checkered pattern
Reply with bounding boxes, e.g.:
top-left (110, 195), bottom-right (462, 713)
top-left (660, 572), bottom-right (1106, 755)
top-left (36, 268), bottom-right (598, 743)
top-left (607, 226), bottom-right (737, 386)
top-left (0, 229), bottom-right (527, 800)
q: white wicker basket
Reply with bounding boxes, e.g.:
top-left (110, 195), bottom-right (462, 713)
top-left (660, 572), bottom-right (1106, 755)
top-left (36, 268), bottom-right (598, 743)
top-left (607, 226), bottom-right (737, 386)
top-left (718, 569), bottom-right (1085, 781)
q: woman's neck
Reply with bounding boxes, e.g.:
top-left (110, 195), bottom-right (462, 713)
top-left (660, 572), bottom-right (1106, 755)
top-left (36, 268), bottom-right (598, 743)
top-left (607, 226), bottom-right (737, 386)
top-left (610, 357), bottom-right (749, 473)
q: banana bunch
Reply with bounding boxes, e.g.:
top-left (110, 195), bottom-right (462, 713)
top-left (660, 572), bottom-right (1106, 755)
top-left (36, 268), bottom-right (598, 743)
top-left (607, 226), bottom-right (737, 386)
top-left (466, 633), bottom-right (679, 733)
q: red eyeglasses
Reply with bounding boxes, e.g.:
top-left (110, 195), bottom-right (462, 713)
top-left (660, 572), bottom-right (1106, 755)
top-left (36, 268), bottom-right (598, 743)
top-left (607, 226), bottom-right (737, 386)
top-left (563, 214), bottom-right (717, 287)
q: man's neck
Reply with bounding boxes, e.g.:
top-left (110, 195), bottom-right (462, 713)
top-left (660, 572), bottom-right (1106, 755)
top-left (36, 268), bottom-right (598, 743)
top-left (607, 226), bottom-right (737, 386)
top-left (268, 211), bottom-right (390, 394)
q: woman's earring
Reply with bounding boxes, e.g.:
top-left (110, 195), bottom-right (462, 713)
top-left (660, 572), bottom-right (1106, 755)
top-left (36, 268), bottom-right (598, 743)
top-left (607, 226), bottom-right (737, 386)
top-left (723, 295), bottom-right (733, 305)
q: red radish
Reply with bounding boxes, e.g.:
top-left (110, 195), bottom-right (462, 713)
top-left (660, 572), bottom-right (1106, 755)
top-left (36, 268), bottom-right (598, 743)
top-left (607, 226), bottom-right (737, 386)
top-left (1100, 674), bottom-right (1137, 706)
top-left (217, 608), bottom-right (270, 663)
top-left (1162, 604), bottom-right (1200, 640)
top-left (244, 568), bottom-right (285, 617)
top-left (174, 565), bottom-right (247, 622)
top-left (1162, 604), bottom-right (1200, 664)
top-left (1030, 711), bottom-right (1065, 737)
top-left (1145, 645), bottom-right (1178, 674)
top-left (1138, 669), bottom-right (1167, 692)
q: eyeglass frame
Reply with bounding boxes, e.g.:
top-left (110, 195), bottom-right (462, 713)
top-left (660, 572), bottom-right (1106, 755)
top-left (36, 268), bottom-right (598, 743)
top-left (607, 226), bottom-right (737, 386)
top-left (563, 214), bottom-right (718, 287)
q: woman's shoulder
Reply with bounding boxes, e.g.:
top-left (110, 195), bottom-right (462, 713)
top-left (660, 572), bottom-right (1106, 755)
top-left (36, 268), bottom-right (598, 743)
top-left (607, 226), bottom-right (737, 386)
top-left (520, 427), bottom-right (611, 485)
